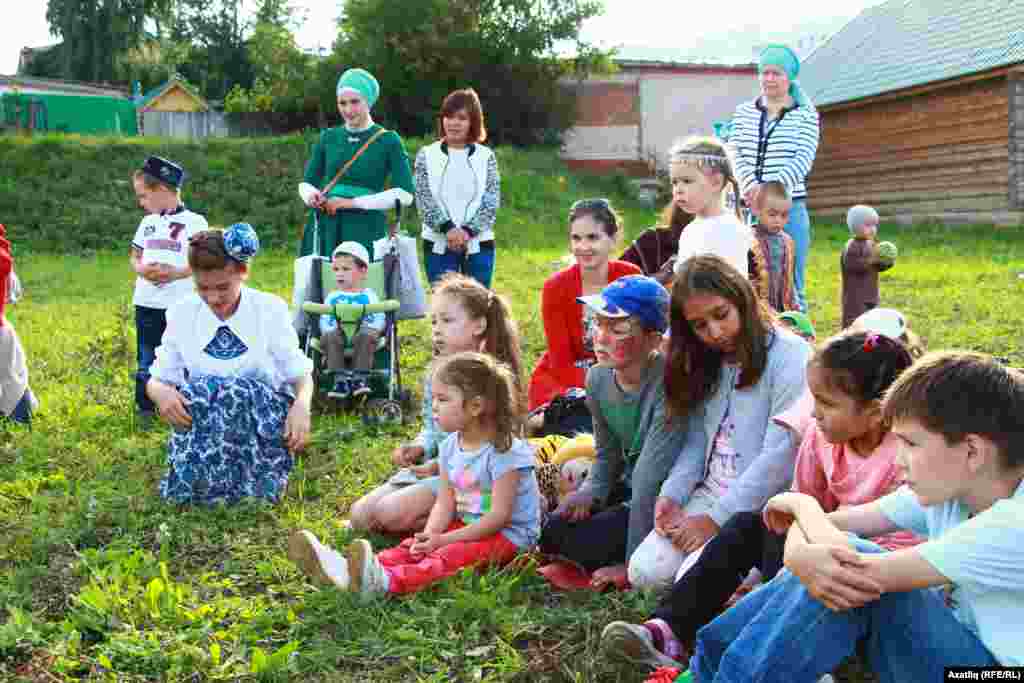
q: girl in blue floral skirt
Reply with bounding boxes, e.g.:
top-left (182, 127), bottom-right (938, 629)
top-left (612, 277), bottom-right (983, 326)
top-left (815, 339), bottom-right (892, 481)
top-left (147, 223), bottom-right (314, 504)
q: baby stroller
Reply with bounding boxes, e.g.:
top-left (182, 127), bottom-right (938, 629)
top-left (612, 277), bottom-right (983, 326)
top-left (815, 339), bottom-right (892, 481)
top-left (298, 201), bottom-right (412, 424)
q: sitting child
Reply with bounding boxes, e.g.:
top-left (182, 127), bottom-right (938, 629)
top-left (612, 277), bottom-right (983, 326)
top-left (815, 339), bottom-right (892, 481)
top-left (601, 330), bottom-right (919, 670)
top-left (319, 241), bottom-right (385, 399)
top-left (289, 351), bottom-right (540, 595)
top-left (749, 181), bottom-right (798, 313)
top-left (0, 225), bottom-right (36, 424)
top-left (841, 205), bottom-right (896, 328)
top-left (687, 351), bottom-right (1024, 681)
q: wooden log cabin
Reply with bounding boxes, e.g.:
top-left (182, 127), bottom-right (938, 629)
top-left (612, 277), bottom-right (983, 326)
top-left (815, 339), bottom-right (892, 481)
top-left (800, 0), bottom-right (1024, 226)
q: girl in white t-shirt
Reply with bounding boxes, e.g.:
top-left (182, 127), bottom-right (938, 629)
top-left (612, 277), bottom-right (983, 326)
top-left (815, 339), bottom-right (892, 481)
top-left (670, 137), bottom-right (754, 279)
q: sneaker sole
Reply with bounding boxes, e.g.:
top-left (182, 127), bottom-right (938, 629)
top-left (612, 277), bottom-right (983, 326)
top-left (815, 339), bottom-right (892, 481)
top-left (327, 391), bottom-right (350, 400)
top-left (347, 538), bottom-right (374, 595)
top-left (351, 386), bottom-right (372, 398)
top-left (288, 531), bottom-right (335, 587)
top-left (601, 621), bottom-right (682, 670)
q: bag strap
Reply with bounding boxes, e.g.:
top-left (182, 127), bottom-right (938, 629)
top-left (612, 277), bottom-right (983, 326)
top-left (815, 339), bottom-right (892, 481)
top-left (322, 127), bottom-right (388, 197)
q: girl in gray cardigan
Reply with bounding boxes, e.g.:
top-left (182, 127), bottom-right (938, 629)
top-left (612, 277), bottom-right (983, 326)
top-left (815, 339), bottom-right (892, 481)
top-left (628, 255), bottom-right (811, 588)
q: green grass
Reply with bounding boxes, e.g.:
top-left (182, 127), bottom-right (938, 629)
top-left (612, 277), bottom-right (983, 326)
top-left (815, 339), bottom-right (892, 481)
top-left (3, 135), bottom-right (1024, 681)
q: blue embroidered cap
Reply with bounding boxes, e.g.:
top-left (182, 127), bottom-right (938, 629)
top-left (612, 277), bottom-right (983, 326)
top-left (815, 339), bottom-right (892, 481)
top-left (141, 156), bottom-right (186, 189)
top-left (223, 222), bottom-right (260, 263)
top-left (577, 275), bottom-right (670, 333)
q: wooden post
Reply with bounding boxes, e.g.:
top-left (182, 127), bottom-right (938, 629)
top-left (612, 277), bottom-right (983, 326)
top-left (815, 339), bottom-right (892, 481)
top-left (1009, 68), bottom-right (1024, 210)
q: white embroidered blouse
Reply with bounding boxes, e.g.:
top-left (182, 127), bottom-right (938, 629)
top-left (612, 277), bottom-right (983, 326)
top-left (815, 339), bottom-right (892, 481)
top-left (150, 286), bottom-right (313, 394)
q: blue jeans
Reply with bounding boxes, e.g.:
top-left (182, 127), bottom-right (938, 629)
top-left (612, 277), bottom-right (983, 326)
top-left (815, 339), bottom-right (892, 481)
top-left (690, 537), bottom-right (998, 683)
top-left (424, 242), bottom-right (495, 289)
top-left (6, 388), bottom-right (34, 425)
top-left (784, 200), bottom-right (811, 312)
top-left (135, 305), bottom-right (167, 414)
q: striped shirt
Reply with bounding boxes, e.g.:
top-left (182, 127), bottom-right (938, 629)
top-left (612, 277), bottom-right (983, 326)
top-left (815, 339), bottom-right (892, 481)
top-left (729, 98), bottom-right (820, 200)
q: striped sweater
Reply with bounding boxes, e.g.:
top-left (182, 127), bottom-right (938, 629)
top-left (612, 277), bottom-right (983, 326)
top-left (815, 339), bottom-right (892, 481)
top-left (729, 98), bottom-right (820, 200)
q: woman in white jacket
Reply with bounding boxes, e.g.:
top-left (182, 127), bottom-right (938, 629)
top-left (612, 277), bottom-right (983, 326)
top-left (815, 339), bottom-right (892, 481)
top-left (415, 88), bottom-right (501, 289)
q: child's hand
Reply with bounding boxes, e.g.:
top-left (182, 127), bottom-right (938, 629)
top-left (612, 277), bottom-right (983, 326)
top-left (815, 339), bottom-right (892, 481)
top-left (392, 444), bottom-right (424, 467)
top-left (653, 496), bottom-right (684, 536)
top-left (590, 563), bottom-right (628, 591)
top-left (669, 514), bottom-right (720, 553)
top-left (762, 492), bottom-right (811, 534)
top-left (553, 490), bottom-right (594, 521)
top-left (785, 543), bottom-right (882, 612)
top-left (152, 384), bottom-right (192, 429)
top-left (410, 461), bottom-right (439, 478)
top-left (410, 531), bottom-right (445, 557)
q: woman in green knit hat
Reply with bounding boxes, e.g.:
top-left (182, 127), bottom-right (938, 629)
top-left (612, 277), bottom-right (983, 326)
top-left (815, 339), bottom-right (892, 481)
top-left (298, 68), bottom-right (415, 259)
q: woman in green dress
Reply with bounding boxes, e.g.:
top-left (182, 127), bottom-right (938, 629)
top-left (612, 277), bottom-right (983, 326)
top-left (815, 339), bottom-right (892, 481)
top-left (298, 68), bottom-right (415, 259)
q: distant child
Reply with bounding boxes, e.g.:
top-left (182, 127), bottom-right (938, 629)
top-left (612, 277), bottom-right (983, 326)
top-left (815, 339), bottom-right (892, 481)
top-left (130, 156), bottom-right (208, 418)
top-left (289, 351), bottom-right (540, 595)
top-left (0, 224), bottom-right (36, 424)
top-left (851, 307), bottom-right (925, 358)
top-left (670, 137), bottom-right (754, 280)
top-left (539, 275), bottom-right (687, 591)
top-left (688, 351), bottom-right (1024, 681)
top-left (320, 241), bottom-right (385, 399)
top-left (778, 310), bottom-right (816, 344)
top-left (347, 273), bottom-right (524, 535)
top-left (841, 204), bottom-right (896, 328)
top-left (749, 181), bottom-right (798, 312)
top-left (601, 330), bottom-right (919, 671)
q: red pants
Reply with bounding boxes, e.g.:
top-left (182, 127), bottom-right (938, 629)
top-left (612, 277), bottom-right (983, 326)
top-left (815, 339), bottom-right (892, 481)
top-left (377, 520), bottom-right (520, 594)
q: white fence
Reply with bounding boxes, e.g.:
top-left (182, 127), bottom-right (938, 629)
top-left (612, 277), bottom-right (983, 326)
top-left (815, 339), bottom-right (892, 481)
top-left (142, 110), bottom-right (229, 139)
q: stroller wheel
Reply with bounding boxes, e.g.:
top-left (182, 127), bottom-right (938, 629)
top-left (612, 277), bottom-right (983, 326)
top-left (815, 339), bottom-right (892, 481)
top-left (362, 399), bottom-right (403, 426)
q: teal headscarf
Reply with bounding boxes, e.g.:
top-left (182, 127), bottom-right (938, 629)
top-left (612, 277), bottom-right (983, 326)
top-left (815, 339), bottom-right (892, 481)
top-left (336, 68), bottom-right (380, 109)
top-left (758, 45), bottom-right (813, 108)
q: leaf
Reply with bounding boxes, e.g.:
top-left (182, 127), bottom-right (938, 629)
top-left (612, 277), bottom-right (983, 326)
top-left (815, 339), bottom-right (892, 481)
top-left (210, 642), bottom-right (221, 666)
top-left (251, 646), bottom-right (267, 674)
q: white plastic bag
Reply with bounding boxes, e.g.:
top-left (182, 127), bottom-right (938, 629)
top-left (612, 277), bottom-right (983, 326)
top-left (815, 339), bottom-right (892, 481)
top-left (374, 234), bottom-right (427, 320)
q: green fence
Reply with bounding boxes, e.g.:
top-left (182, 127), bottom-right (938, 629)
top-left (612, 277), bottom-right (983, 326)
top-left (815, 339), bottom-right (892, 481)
top-left (1, 93), bottom-right (138, 135)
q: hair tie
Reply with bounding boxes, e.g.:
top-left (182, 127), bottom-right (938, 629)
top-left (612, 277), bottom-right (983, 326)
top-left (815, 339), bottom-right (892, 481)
top-left (486, 290), bottom-right (495, 309)
top-left (863, 333), bottom-right (880, 352)
top-left (223, 222), bottom-right (260, 263)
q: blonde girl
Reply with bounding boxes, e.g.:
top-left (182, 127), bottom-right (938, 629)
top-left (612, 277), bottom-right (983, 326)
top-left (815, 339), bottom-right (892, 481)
top-left (669, 137), bottom-right (755, 280)
top-left (348, 273), bottom-right (523, 534)
top-left (290, 352), bottom-right (541, 595)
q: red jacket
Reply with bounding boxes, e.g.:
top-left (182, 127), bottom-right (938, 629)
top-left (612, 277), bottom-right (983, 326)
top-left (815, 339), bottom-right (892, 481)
top-left (527, 260), bottom-right (641, 410)
top-left (0, 225), bottom-right (11, 327)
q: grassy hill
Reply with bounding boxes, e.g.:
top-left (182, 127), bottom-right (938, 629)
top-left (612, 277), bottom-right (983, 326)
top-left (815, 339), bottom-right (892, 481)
top-left (1, 134), bottom-right (1024, 681)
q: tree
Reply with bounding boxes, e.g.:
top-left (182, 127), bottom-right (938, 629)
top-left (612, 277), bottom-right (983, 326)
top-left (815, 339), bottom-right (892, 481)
top-left (327, 0), bottom-right (610, 144)
top-left (44, 0), bottom-right (172, 83)
top-left (165, 0), bottom-right (254, 100)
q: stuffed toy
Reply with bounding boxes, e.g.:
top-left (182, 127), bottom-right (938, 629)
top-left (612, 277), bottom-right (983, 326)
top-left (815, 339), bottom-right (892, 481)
top-left (530, 433), bottom-right (596, 512)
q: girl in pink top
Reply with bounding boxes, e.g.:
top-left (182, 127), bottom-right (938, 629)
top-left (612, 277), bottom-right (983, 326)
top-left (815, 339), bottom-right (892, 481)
top-left (600, 330), bottom-right (921, 671)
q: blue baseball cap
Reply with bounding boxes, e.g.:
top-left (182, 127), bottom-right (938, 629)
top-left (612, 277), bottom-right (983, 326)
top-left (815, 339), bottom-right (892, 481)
top-left (577, 275), bottom-right (670, 333)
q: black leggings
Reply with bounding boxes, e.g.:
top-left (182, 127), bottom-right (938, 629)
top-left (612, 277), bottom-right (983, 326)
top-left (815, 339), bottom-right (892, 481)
top-left (652, 511), bottom-right (785, 642)
top-left (539, 504), bottom-right (629, 572)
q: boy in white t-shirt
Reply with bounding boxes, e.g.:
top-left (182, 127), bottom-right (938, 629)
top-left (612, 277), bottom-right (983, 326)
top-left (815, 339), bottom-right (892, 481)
top-left (688, 351), bottom-right (1024, 681)
top-left (320, 241), bottom-right (385, 399)
top-left (129, 156), bottom-right (208, 419)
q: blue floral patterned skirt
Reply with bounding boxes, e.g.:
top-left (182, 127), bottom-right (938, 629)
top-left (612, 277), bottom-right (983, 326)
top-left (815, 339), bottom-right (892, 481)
top-left (160, 375), bottom-right (294, 505)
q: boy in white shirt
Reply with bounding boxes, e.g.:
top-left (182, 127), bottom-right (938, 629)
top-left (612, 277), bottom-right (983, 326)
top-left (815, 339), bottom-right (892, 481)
top-left (130, 156), bottom-right (208, 420)
top-left (320, 241), bottom-right (385, 399)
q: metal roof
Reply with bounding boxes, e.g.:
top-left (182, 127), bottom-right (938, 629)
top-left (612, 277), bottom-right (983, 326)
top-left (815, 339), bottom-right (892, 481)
top-left (801, 0), bottom-right (1024, 106)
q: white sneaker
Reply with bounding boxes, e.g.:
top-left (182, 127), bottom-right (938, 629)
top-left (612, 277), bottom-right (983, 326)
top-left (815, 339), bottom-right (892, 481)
top-left (601, 621), bottom-right (683, 670)
top-left (347, 538), bottom-right (390, 596)
top-left (288, 530), bottom-right (350, 589)
top-left (818, 676), bottom-right (835, 683)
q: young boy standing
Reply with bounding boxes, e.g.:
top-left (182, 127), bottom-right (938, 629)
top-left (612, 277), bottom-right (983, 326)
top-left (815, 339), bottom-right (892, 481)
top-left (320, 241), bottom-right (384, 399)
top-left (841, 204), bottom-right (895, 328)
top-left (539, 275), bottom-right (688, 590)
top-left (130, 156), bottom-right (208, 419)
top-left (689, 351), bottom-right (1024, 682)
top-left (749, 181), bottom-right (798, 313)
